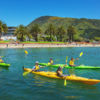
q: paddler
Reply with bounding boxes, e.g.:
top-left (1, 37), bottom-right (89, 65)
top-left (32, 61), bottom-right (42, 72)
top-left (69, 58), bottom-right (78, 67)
top-left (48, 58), bottom-right (54, 65)
top-left (69, 57), bottom-right (79, 75)
top-left (56, 64), bottom-right (67, 77)
top-left (0, 56), bottom-right (4, 63)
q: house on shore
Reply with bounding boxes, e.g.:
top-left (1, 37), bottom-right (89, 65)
top-left (1, 27), bottom-right (17, 40)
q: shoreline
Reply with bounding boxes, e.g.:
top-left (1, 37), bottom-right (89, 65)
top-left (0, 43), bottom-right (100, 48)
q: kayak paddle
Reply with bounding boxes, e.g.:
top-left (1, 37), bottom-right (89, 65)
top-left (25, 50), bottom-right (28, 55)
top-left (79, 52), bottom-right (83, 57)
top-left (66, 56), bottom-right (68, 64)
top-left (64, 79), bottom-right (67, 86)
top-left (23, 50), bottom-right (28, 76)
top-left (22, 66), bottom-right (32, 76)
top-left (64, 56), bottom-right (68, 86)
top-left (23, 70), bottom-right (32, 76)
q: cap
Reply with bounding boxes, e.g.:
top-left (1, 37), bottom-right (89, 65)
top-left (35, 61), bottom-right (39, 63)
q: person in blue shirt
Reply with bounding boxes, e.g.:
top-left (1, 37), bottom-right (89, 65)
top-left (32, 61), bottom-right (42, 72)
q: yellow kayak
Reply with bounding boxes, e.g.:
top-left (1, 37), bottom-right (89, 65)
top-left (24, 68), bottom-right (100, 85)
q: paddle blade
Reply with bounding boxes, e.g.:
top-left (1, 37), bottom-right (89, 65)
top-left (66, 56), bottom-right (68, 63)
top-left (79, 52), bottom-right (83, 57)
top-left (25, 50), bottom-right (28, 55)
top-left (23, 71), bottom-right (31, 76)
top-left (64, 79), bottom-right (67, 86)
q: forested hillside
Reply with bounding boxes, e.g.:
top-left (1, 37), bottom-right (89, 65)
top-left (28, 16), bottom-right (100, 41)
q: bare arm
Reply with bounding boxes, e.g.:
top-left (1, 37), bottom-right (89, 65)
top-left (40, 66), bottom-right (44, 68)
top-left (58, 71), bottom-right (63, 75)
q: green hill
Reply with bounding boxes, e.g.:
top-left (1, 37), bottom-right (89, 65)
top-left (28, 16), bottom-right (100, 41)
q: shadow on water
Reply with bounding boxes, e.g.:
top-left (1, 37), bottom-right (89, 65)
top-left (23, 72), bottom-right (98, 89)
top-left (23, 73), bottom-right (99, 100)
top-left (0, 66), bottom-right (9, 71)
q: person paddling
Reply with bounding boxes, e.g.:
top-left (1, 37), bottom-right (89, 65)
top-left (69, 58), bottom-right (78, 67)
top-left (56, 64), bottom-right (67, 77)
top-left (0, 56), bottom-right (4, 63)
top-left (69, 57), bottom-right (78, 75)
top-left (48, 58), bottom-right (54, 65)
top-left (32, 61), bottom-right (42, 72)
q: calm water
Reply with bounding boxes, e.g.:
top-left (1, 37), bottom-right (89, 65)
top-left (0, 47), bottom-right (100, 100)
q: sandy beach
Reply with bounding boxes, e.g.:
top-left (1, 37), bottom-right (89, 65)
top-left (0, 43), bottom-right (100, 48)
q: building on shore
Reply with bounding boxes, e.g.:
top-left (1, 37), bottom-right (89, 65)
top-left (1, 27), bottom-right (17, 40)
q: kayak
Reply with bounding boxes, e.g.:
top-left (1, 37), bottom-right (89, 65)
top-left (39, 63), bottom-right (100, 69)
top-left (24, 68), bottom-right (100, 85)
top-left (0, 63), bottom-right (10, 67)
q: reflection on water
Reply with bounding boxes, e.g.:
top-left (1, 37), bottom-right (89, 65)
top-left (0, 66), bottom-right (9, 70)
top-left (0, 47), bottom-right (100, 100)
top-left (64, 96), bottom-right (82, 100)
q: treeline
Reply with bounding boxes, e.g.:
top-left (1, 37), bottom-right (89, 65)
top-left (1, 16), bottom-right (100, 42)
top-left (15, 24), bottom-right (80, 42)
top-left (28, 16), bottom-right (100, 42)
top-left (15, 23), bottom-right (100, 42)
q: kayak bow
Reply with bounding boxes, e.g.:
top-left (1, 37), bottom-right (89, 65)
top-left (0, 63), bottom-right (10, 67)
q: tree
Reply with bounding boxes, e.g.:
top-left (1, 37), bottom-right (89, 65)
top-left (27, 33), bottom-right (33, 41)
top-left (94, 37), bottom-right (100, 41)
top-left (45, 24), bottom-right (56, 41)
top-left (15, 25), bottom-right (29, 41)
top-left (2, 24), bottom-right (8, 33)
top-left (29, 24), bottom-right (41, 41)
top-left (73, 34), bottom-right (84, 42)
top-left (0, 21), bottom-right (3, 38)
top-left (67, 25), bottom-right (77, 42)
top-left (56, 26), bottom-right (66, 42)
top-left (0, 21), bottom-right (8, 38)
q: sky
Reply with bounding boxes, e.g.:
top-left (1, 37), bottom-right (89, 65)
top-left (0, 0), bottom-right (100, 26)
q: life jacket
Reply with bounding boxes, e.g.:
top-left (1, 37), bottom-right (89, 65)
top-left (69, 60), bottom-right (74, 66)
top-left (0, 59), bottom-right (3, 63)
top-left (60, 70), bottom-right (63, 74)
top-left (56, 67), bottom-right (63, 76)
top-left (35, 65), bottom-right (40, 70)
top-left (50, 60), bottom-right (53, 64)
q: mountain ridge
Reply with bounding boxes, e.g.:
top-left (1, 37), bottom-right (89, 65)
top-left (28, 16), bottom-right (100, 40)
